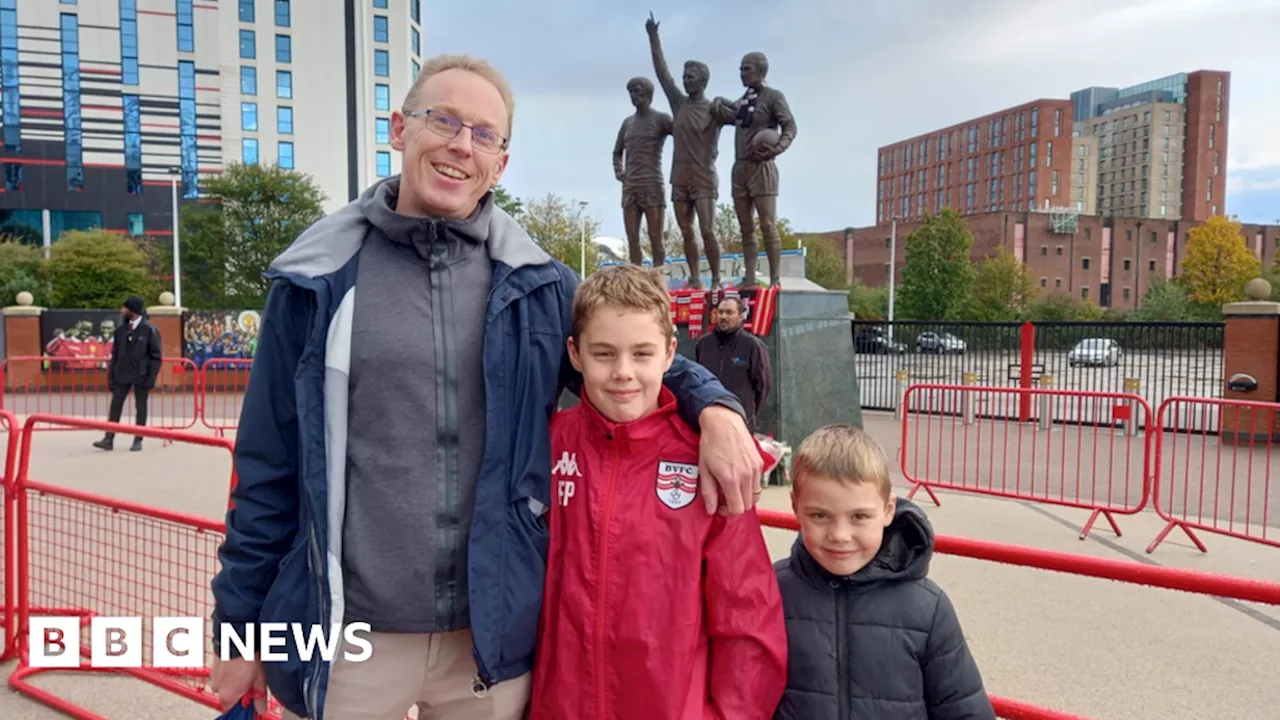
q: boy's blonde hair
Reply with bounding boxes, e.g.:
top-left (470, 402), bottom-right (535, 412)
top-left (571, 265), bottom-right (673, 343)
top-left (792, 424), bottom-right (892, 500)
top-left (404, 54), bottom-right (516, 136)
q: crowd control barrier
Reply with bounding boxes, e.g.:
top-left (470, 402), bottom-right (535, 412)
top-left (198, 358), bottom-right (253, 436)
top-left (900, 383), bottom-right (1153, 540)
top-left (0, 409), bottom-right (19, 661)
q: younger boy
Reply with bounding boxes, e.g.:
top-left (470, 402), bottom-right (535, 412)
top-left (528, 265), bottom-right (788, 720)
top-left (772, 424), bottom-right (994, 720)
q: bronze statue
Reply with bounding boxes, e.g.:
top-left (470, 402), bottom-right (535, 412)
top-left (645, 13), bottom-right (732, 289)
top-left (712, 52), bottom-right (797, 288)
top-left (612, 76), bottom-right (673, 267)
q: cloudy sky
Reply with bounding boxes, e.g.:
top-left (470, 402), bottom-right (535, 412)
top-left (423, 0), bottom-right (1280, 239)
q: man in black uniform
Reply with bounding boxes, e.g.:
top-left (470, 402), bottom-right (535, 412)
top-left (695, 296), bottom-right (772, 433)
top-left (93, 295), bottom-right (162, 452)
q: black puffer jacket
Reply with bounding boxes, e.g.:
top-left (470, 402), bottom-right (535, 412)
top-left (772, 498), bottom-right (994, 720)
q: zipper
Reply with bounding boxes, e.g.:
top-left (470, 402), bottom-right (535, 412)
top-left (834, 583), bottom-right (849, 720)
top-left (307, 510), bottom-right (326, 717)
top-left (594, 431), bottom-right (621, 719)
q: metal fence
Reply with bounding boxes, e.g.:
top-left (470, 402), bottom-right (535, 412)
top-left (851, 320), bottom-right (1224, 431)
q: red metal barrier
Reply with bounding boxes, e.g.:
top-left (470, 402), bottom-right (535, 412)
top-left (1148, 396), bottom-right (1279, 554)
top-left (0, 356), bottom-right (201, 433)
top-left (199, 358), bottom-right (251, 436)
top-left (0, 409), bottom-right (18, 662)
top-left (900, 383), bottom-right (1152, 540)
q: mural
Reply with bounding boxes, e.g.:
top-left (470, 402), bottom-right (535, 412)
top-left (184, 310), bottom-right (261, 366)
top-left (40, 310), bottom-right (121, 370)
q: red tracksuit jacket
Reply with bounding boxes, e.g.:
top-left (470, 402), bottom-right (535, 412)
top-left (529, 387), bottom-right (788, 720)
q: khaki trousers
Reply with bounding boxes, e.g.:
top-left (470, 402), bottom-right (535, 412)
top-left (281, 629), bottom-right (531, 720)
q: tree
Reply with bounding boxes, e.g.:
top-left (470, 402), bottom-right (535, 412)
top-left (172, 162), bottom-right (327, 310)
top-left (803, 236), bottom-right (848, 290)
top-left (492, 184), bottom-right (523, 217)
top-left (966, 246), bottom-right (1038, 321)
top-left (847, 280), bottom-right (890, 319)
top-left (46, 230), bottom-right (160, 309)
top-left (895, 209), bottom-right (976, 321)
top-left (517, 193), bottom-right (600, 276)
top-left (0, 239), bottom-right (49, 306)
top-left (1179, 215), bottom-right (1260, 307)
top-left (1130, 280), bottom-right (1195, 321)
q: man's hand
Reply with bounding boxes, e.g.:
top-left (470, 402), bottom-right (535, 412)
top-left (697, 404), bottom-right (763, 516)
top-left (750, 145), bottom-right (778, 162)
top-left (211, 655), bottom-right (268, 714)
top-left (646, 11), bottom-right (659, 35)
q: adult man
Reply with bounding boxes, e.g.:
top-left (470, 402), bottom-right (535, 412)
top-left (714, 52), bottom-right (797, 288)
top-left (612, 76), bottom-right (673, 267)
top-left (210, 54), bottom-right (763, 720)
top-left (645, 13), bottom-right (731, 288)
top-left (92, 295), bottom-right (161, 452)
top-left (696, 296), bottom-right (772, 434)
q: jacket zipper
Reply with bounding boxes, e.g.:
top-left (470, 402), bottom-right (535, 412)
top-left (307, 508), bottom-right (326, 717)
top-left (835, 584), bottom-right (849, 720)
top-left (594, 432), bottom-right (621, 719)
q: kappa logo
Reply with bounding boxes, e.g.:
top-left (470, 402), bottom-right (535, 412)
top-left (655, 461), bottom-right (699, 510)
top-left (552, 451), bottom-right (582, 478)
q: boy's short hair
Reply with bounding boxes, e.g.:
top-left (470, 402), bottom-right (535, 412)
top-left (792, 424), bottom-right (892, 500)
top-left (571, 265), bottom-right (673, 343)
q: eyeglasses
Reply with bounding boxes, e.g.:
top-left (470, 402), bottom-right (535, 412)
top-left (403, 108), bottom-right (508, 154)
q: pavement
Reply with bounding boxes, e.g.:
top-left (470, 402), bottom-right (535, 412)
top-left (0, 411), bottom-right (1277, 719)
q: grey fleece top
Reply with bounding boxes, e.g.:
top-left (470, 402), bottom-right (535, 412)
top-left (341, 179), bottom-right (492, 633)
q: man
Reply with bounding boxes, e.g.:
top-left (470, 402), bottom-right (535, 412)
top-left (210, 53), bottom-right (763, 720)
top-left (645, 12), bottom-right (731, 288)
top-left (713, 52), bottom-right (797, 288)
top-left (696, 296), bottom-right (772, 434)
top-left (612, 76), bottom-right (673, 267)
top-left (92, 295), bottom-right (161, 452)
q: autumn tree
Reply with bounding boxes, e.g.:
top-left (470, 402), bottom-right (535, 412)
top-left (966, 246), bottom-right (1038, 321)
top-left (1179, 215), bottom-right (1260, 307)
top-left (492, 184), bottom-right (523, 217)
top-left (517, 192), bottom-right (600, 276)
top-left (896, 209), bottom-right (976, 321)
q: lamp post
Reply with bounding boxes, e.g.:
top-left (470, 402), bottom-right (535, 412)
top-left (170, 167), bottom-right (181, 308)
top-left (887, 216), bottom-right (897, 336)
top-left (577, 200), bottom-right (588, 278)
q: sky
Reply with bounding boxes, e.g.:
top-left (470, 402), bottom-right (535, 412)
top-left (422, 0), bottom-right (1280, 240)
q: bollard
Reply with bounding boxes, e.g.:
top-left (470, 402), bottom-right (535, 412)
top-left (893, 369), bottom-right (909, 420)
top-left (1123, 378), bottom-right (1141, 436)
top-left (961, 372), bottom-right (978, 425)
top-left (1037, 375), bottom-right (1054, 431)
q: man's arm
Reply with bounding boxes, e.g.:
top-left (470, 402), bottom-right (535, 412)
top-left (646, 25), bottom-right (684, 113)
top-left (209, 280), bottom-right (309, 656)
top-left (750, 338), bottom-right (772, 420)
top-left (711, 96), bottom-right (738, 126)
top-left (704, 510), bottom-right (789, 719)
top-left (554, 266), bottom-right (583, 403)
top-left (613, 120), bottom-right (628, 181)
top-left (921, 590), bottom-right (996, 720)
top-left (769, 89), bottom-right (797, 155)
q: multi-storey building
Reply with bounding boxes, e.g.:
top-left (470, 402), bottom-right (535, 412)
top-left (0, 0), bottom-right (421, 246)
top-left (1075, 102), bottom-right (1184, 220)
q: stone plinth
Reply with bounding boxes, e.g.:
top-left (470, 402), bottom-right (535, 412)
top-left (1220, 298), bottom-right (1280, 445)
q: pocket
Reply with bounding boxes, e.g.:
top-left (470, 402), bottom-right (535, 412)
top-left (258, 541), bottom-right (314, 716)
top-left (497, 497), bottom-right (550, 671)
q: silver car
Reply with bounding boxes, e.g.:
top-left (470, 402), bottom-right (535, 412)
top-left (915, 331), bottom-right (967, 354)
top-left (1068, 338), bottom-right (1122, 367)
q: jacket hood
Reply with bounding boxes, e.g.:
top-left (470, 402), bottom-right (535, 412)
top-left (790, 496), bottom-right (934, 588)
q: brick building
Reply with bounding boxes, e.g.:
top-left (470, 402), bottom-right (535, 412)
top-left (812, 212), bottom-right (1280, 312)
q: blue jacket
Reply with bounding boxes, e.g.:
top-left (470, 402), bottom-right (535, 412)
top-left (210, 182), bottom-right (743, 719)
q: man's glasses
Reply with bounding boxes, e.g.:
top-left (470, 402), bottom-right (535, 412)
top-left (404, 108), bottom-right (508, 154)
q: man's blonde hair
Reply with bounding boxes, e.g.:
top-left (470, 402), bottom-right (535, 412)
top-left (571, 265), bottom-right (673, 343)
top-left (404, 54), bottom-right (516, 137)
top-left (792, 424), bottom-right (892, 500)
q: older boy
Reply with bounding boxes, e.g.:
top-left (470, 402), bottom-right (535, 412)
top-left (529, 264), bottom-right (788, 720)
top-left (773, 424), bottom-right (994, 720)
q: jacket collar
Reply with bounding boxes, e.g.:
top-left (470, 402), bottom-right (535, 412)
top-left (577, 385), bottom-right (697, 445)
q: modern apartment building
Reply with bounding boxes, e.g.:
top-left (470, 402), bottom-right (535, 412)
top-left (0, 0), bottom-right (420, 245)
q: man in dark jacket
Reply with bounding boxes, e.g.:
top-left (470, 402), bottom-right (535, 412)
top-left (773, 424), bottom-right (994, 720)
top-left (695, 295), bottom-right (772, 432)
top-left (93, 295), bottom-right (162, 452)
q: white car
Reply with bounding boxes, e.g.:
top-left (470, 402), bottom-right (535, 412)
top-left (1068, 338), bottom-right (1122, 367)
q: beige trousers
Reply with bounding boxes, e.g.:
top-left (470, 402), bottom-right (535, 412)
top-left (281, 629), bottom-right (531, 720)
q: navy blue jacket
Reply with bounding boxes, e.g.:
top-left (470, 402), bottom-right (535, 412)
top-left (209, 182), bottom-right (744, 719)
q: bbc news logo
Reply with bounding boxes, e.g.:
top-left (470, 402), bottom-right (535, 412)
top-left (29, 617), bottom-right (373, 668)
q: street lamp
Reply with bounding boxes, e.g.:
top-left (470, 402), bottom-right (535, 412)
top-left (887, 215), bottom-right (897, 335)
top-left (169, 167), bottom-right (182, 308)
top-left (577, 200), bottom-right (588, 278)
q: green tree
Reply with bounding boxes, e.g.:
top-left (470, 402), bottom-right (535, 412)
top-left (47, 230), bottom-right (160, 309)
top-left (715, 204), bottom-right (802, 254)
top-left (492, 184), bottom-right (523, 217)
top-left (173, 162), bottom-right (327, 310)
top-left (896, 209), bottom-right (975, 320)
top-left (966, 246), bottom-right (1038, 321)
top-left (847, 279), bottom-right (889, 319)
top-left (1180, 215), bottom-right (1260, 307)
top-left (1027, 291), bottom-right (1087, 321)
top-left (517, 193), bottom-right (600, 276)
top-left (803, 236), bottom-right (848, 290)
top-left (0, 239), bottom-right (50, 306)
top-left (1130, 280), bottom-right (1195, 321)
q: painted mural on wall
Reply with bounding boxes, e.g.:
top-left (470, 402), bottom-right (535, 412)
top-left (40, 310), bottom-right (121, 370)
top-left (184, 310), bottom-right (261, 366)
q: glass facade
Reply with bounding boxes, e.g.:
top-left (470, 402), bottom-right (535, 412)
top-left (1, 0), bottom-right (19, 155)
top-left (176, 0), bottom-right (193, 53)
top-left (120, 0), bottom-right (138, 85)
top-left (124, 93), bottom-right (142, 194)
top-left (1, 209), bottom-right (102, 244)
top-left (60, 13), bottom-right (84, 191)
top-left (178, 60), bottom-right (198, 197)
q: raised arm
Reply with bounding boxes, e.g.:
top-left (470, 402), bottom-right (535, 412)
top-left (645, 16), bottom-right (684, 113)
top-left (612, 119), bottom-right (627, 181)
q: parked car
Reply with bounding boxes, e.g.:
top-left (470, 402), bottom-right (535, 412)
top-left (915, 331), bottom-right (967, 354)
top-left (1068, 338), bottom-right (1122, 367)
top-left (853, 326), bottom-right (907, 354)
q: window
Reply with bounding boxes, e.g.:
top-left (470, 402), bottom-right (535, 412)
top-left (276, 70), bottom-right (291, 98)
top-left (1040, 245), bottom-right (1047, 256)
top-left (1055, 278), bottom-right (1062, 289)
top-left (375, 117), bottom-right (390, 144)
top-left (1056, 246), bottom-right (1063, 256)
top-left (127, 212), bottom-right (144, 237)
top-left (243, 138), bottom-right (259, 164)
top-left (178, 60), bottom-right (198, 196)
top-left (1123, 259), bottom-right (1131, 271)
top-left (60, 13), bottom-right (83, 191)
top-left (123, 93), bottom-right (142, 194)
top-left (120, 0), bottom-right (139, 84)
top-left (376, 150), bottom-right (391, 177)
top-left (411, 28), bottom-right (420, 55)
top-left (241, 101), bottom-right (257, 131)
top-left (374, 0), bottom-right (387, 6)
top-left (277, 106), bottom-right (293, 134)
top-left (275, 0), bottom-right (290, 26)
top-left (240, 29), bottom-right (256, 58)
top-left (1, 0), bottom-right (19, 153)
top-left (411, 60), bottom-right (419, 79)
top-left (177, 0), bottom-right (193, 52)
top-left (1081, 287), bottom-right (1089, 300)
top-left (240, 65), bottom-right (256, 94)
top-left (1123, 287), bottom-right (1130, 301)
top-left (278, 141), bottom-right (294, 169)
top-left (1082, 258), bottom-right (1090, 270)
top-left (1148, 260), bottom-right (1156, 272)
top-left (374, 16), bottom-right (388, 43)
top-left (410, 0), bottom-right (420, 23)
top-left (275, 34), bottom-right (291, 63)
top-left (374, 49), bottom-right (389, 76)
top-left (238, 0), bottom-right (254, 22)
top-left (1040, 277), bottom-right (1047, 288)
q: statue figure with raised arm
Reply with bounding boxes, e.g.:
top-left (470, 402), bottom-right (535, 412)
top-left (645, 12), bottom-right (732, 289)
top-left (613, 75), bottom-right (673, 267)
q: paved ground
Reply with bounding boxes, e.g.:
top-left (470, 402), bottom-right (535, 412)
top-left (0, 412), bottom-right (1277, 719)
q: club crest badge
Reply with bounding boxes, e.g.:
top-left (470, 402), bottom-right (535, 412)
top-left (656, 461), bottom-right (699, 510)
